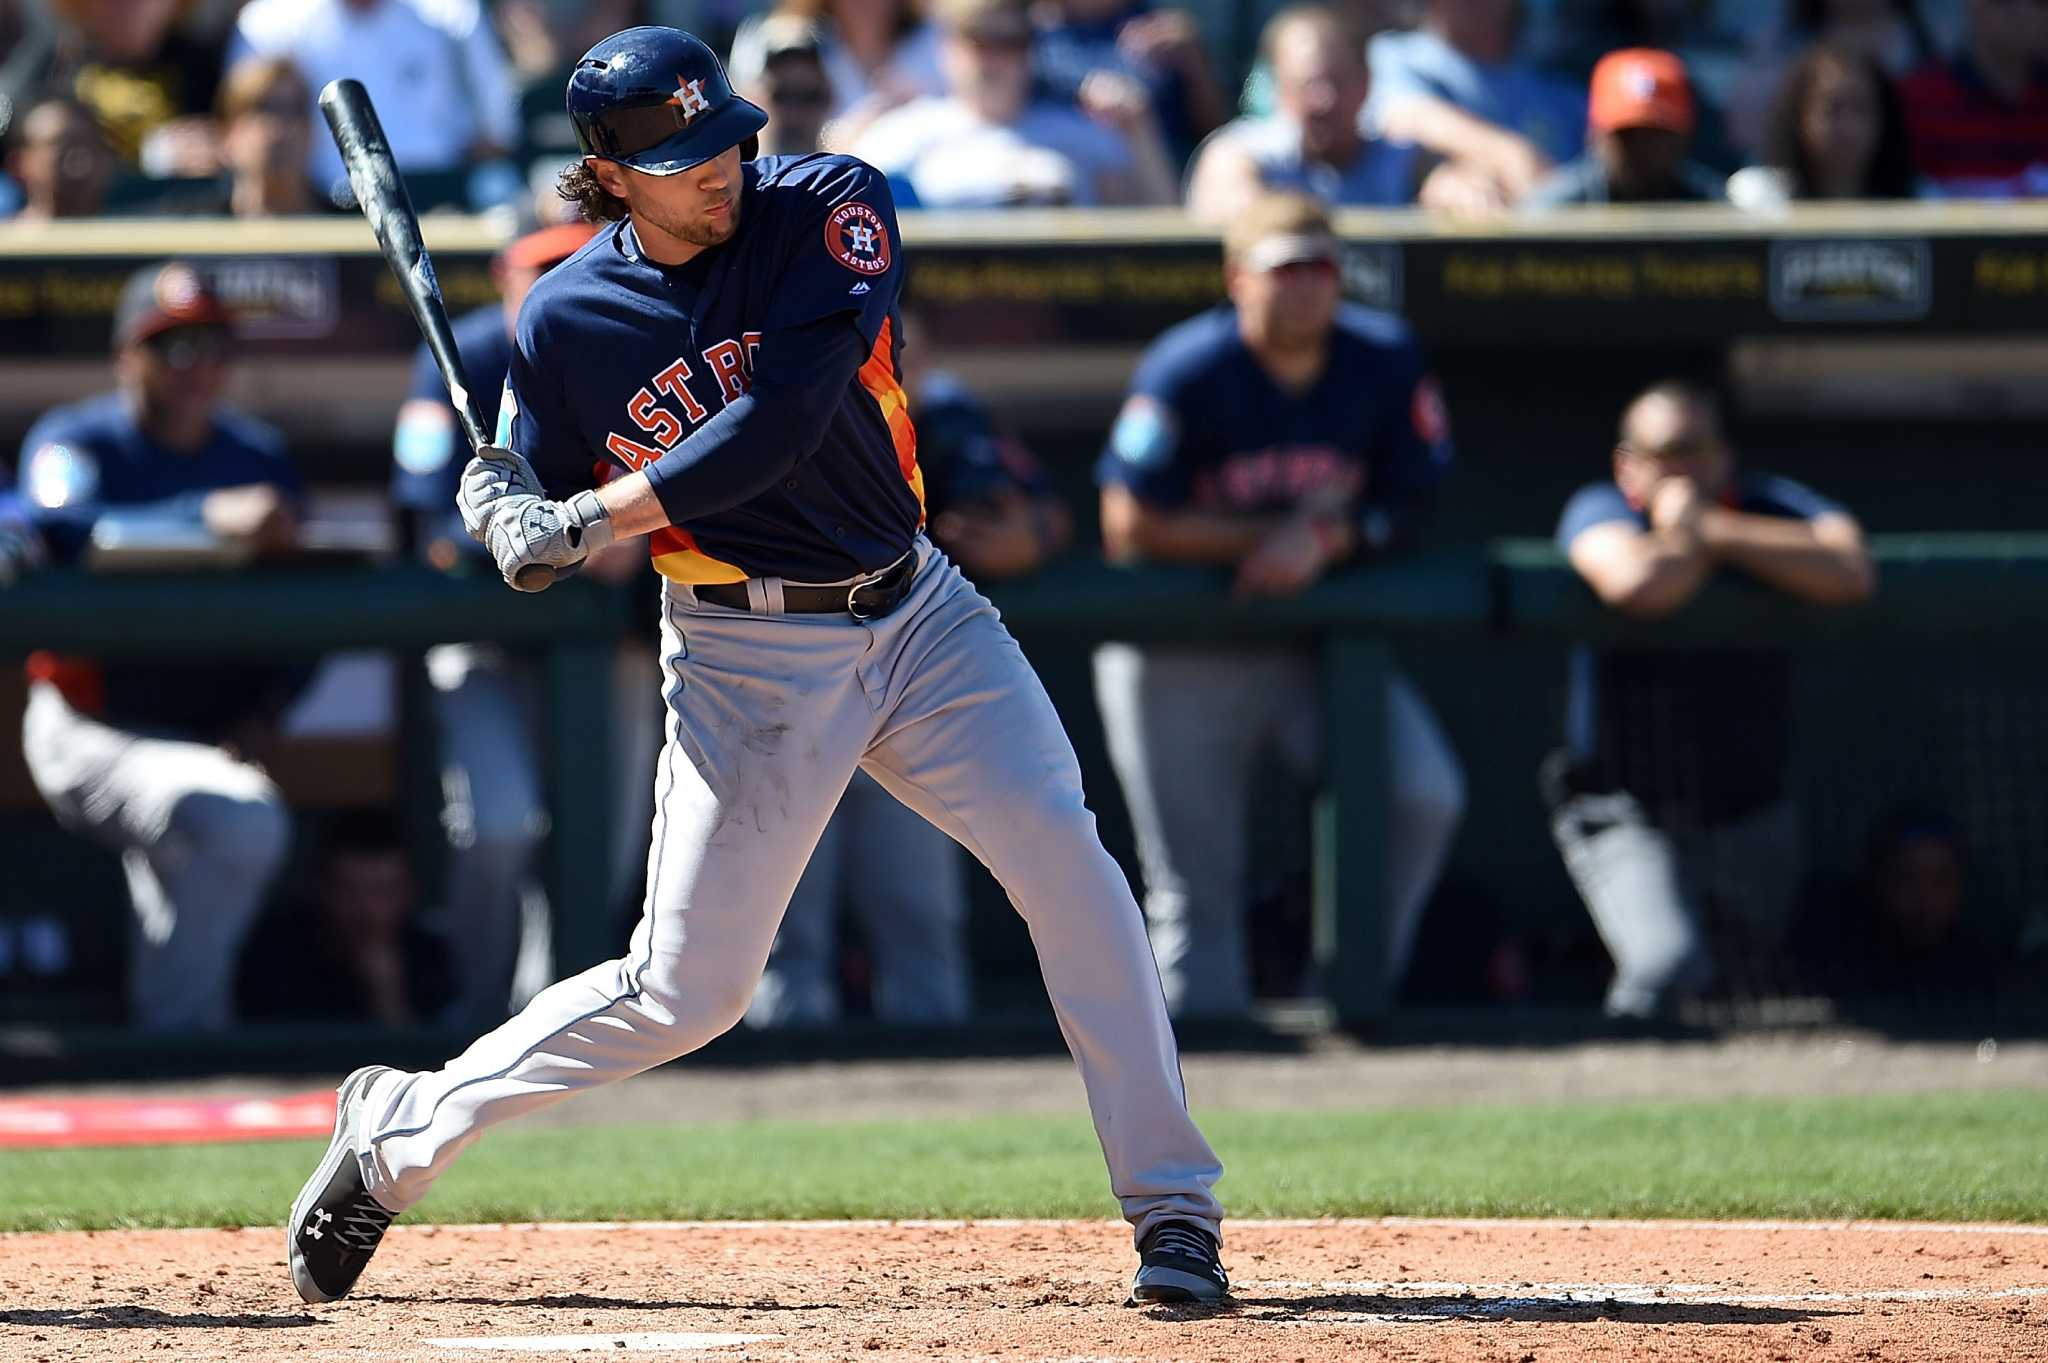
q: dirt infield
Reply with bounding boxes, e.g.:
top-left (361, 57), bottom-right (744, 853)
top-left (5, 1218), bottom-right (2046, 1362)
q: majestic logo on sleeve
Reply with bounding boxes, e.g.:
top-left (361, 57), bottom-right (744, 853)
top-left (826, 202), bottom-right (891, 276)
top-left (669, 76), bottom-right (710, 123)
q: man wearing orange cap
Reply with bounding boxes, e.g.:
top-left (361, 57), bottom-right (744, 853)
top-left (390, 220), bottom-right (661, 1030)
top-left (1525, 48), bottom-right (1726, 208)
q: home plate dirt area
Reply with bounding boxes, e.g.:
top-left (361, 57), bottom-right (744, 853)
top-left (5, 1218), bottom-right (2047, 1363)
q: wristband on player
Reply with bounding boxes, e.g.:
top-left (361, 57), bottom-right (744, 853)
top-left (563, 488), bottom-right (617, 555)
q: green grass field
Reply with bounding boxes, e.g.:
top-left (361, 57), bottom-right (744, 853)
top-left (4, 1091), bottom-right (2045, 1233)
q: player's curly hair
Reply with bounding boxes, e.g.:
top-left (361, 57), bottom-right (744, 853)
top-left (557, 161), bottom-right (629, 223)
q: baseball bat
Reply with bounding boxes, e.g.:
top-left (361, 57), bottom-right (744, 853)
top-left (318, 78), bottom-right (555, 590)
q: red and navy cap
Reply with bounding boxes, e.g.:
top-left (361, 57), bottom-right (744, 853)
top-left (112, 261), bottom-right (232, 348)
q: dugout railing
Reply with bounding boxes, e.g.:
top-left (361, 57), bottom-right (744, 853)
top-left (0, 533), bottom-right (2040, 1077)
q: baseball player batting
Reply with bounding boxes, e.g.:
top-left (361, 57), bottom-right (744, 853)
top-left (289, 26), bottom-right (1227, 1308)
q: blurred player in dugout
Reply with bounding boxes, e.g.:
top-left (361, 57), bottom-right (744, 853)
top-left (1094, 193), bottom-right (1465, 1019)
top-left (1546, 380), bottom-right (1875, 1019)
top-left (390, 222), bottom-right (664, 1031)
top-left (8, 263), bottom-right (304, 1031)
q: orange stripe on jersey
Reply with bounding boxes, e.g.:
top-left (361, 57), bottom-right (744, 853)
top-left (649, 525), bottom-right (748, 584)
top-left (855, 317), bottom-right (925, 520)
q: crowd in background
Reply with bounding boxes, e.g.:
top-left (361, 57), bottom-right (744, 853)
top-left (1, 0), bottom-right (2045, 225)
top-left (0, 0), bottom-right (2040, 1036)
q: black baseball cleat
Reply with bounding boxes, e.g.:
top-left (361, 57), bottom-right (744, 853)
top-left (1128, 1219), bottom-right (1230, 1305)
top-left (288, 1065), bottom-right (399, 1304)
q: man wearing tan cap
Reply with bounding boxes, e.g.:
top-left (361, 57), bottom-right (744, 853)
top-left (1525, 48), bottom-right (1726, 208)
top-left (1093, 194), bottom-right (1465, 1019)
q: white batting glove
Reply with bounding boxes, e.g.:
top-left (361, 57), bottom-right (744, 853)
top-left (456, 445), bottom-right (545, 542)
top-left (479, 487), bottom-right (617, 591)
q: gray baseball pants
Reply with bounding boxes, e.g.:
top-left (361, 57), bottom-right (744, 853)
top-left (357, 541), bottom-right (1225, 1242)
top-left (21, 680), bottom-right (290, 1031)
top-left (1092, 645), bottom-right (1465, 1017)
top-left (1549, 790), bottom-right (1804, 1018)
top-left (745, 768), bottom-right (971, 1027)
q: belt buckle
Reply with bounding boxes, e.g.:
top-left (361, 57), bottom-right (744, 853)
top-left (846, 552), bottom-right (909, 621)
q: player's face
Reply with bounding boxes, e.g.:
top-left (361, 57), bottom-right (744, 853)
top-left (601, 146), bottom-right (745, 258)
top-left (1272, 25), bottom-right (1369, 161)
top-left (1228, 253), bottom-right (1341, 351)
top-left (1615, 395), bottom-right (1732, 502)
top-left (120, 325), bottom-right (231, 417)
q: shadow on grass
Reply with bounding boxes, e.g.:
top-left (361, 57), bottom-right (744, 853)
top-left (1, 1306), bottom-right (316, 1330)
top-left (1142, 1293), bottom-right (1856, 1327)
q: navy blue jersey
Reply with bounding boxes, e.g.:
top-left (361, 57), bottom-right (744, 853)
top-left (394, 303), bottom-right (511, 558)
top-left (1095, 304), bottom-right (1452, 545)
top-left (17, 391), bottom-right (310, 738)
top-left (504, 153), bottom-right (922, 585)
top-left (1557, 473), bottom-right (1847, 824)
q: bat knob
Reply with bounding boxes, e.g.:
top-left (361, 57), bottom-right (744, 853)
top-left (513, 562), bottom-right (557, 591)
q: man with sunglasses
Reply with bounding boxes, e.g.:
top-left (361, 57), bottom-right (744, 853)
top-left (13, 262), bottom-right (306, 1032)
top-left (288, 25), bottom-right (1229, 1311)
top-left (731, 14), bottom-right (836, 158)
top-left (1545, 380), bottom-right (1874, 1020)
top-left (1093, 192), bottom-right (1466, 1021)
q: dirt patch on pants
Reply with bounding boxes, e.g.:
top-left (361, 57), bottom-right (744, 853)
top-left (5, 1218), bottom-right (2045, 1362)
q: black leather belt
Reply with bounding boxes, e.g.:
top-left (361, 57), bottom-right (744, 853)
top-left (694, 551), bottom-right (917, 620)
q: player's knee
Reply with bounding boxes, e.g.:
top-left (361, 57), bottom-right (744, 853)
top-left (169, 787), bottom-right (292, 883)
top-left (1393, 754), bottom-right (1466, 846)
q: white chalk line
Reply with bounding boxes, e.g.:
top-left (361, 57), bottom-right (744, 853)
top-left (1261, 1279), bottom-right (2048, 1307)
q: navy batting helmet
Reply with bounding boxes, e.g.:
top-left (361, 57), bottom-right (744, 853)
top-left (567, 27), bottom-right (768, 176)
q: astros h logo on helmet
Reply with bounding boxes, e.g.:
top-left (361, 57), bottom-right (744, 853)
top-left (669, 75), bottom-right (710, 123)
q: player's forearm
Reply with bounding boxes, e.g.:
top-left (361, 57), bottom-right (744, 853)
top-left (1698, 510), bottom-right (1876, 605)
top-left (1105, 503), bottom-right (1290, 566)
top-left (1584, 530), bottom-right (1713, 618)
top-left (635, 321), bottom-right (867, 526)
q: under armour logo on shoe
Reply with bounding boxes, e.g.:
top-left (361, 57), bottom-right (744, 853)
top-left (669, 76), bottom-right (710, 123)
top-left (848, 281), bottom-right (871, 295)
top-left (306, 1208), bottom-right (333, 1240)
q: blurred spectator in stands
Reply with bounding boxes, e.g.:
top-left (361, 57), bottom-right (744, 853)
top-left (1545, 379), bottom-right (1873, 1020)
top-left (1366, 0), bottom-right (1586, 209)
top-left (391, 221), bottom-right (625, 1029)
top-left (229, 0), bottom-right (522, 209)
top-left (1033, 0), bottom-right (1227, 163)
top-left (12, 262), bottom-right (308, 1033)
top-left (2, 94), bottom-right (116, 220)
top-left (1093, 193), bottom-right (1465, 1019)
top-left (0, 0), bottom-right (226, 176)
top-left (852, 0), bottom-right (1176, 205)
top-left (749, 317), bottom-right (1071, 1028)
top-left (1727, 45), bottom-right (1917, 209)
top-left (734, 13), bottom-right (837, 155)
top-left (1899, 0), bottom-right (2048, 197)
top-left (1186, 4), bottom-right (1421, 221)
top-left (495, 0), bottom-right (645, 158)
top-left (157, 57), bottom-right (341, 216)
top-left (1524, 48), bottom-right (1724, 206)
top-left (237, 811), bottom-right (454, 1026)
top-left (1723, 0), bottom-right (1936, 159)
top-left (731, 0), bottom-right (944, 148)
